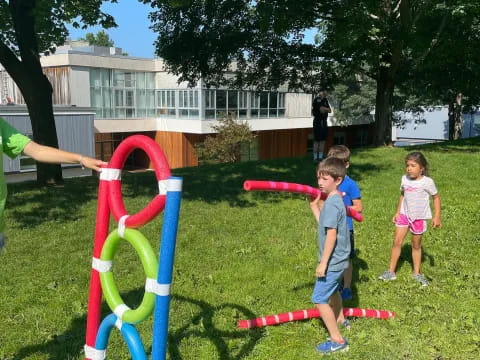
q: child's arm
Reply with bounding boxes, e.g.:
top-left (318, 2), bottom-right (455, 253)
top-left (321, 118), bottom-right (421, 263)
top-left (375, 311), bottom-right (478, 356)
top-left (431, 193), bottom-right (441, 228)
top-left (309, 195), bottom-right (324, 222)
top-left (351, 198), bottom-right (363, 213)
top-left (392, 192), bottom-right (404, 223)
top-left (316, 228), bottom-right (337, 277)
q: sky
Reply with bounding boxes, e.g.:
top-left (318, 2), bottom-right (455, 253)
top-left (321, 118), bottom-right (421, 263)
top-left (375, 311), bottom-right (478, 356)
top-left (67, 2), bottom-right (316, 59)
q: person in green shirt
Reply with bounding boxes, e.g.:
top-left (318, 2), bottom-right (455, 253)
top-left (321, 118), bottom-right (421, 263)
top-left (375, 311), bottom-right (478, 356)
top-left (0, 117), bottom-right (106, 250)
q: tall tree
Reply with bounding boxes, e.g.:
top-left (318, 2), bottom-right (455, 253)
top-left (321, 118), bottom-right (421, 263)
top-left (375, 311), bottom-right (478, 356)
top-left (0, 0), bottom-right (116, 184)
top-left (144, 0), bottom-right (480, 145)
top-left (81, 30), bottom-right (115, 47)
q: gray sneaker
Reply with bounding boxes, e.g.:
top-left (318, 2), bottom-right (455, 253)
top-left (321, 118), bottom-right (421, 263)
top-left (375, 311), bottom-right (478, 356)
top-left (378, 270), bottom-right (397, 281)
top-left (412, 273), bottom-right (429, 287)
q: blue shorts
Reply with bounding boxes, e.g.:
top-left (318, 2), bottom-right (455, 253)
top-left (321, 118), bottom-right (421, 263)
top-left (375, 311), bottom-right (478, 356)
top-left (311, 270), bottom-right (344, 304)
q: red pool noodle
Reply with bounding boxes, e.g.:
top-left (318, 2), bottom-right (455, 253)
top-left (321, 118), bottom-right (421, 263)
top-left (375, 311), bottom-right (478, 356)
top-left (243, 180), bottom-right (363, 222)
top-left (237, 307), bottom-right (396, 329)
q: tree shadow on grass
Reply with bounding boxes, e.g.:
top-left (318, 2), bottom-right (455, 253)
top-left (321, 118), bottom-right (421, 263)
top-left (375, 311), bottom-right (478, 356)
top-left (167, 294), bottom-right (265, 360)
top-left (11, 289), bottom-right (263, 360)
top-left (7, 175), bottom-right (100, 229)
top-left (173, 155), bottom-right (386, 207)
top-left (292, 251), bottom-right (369, 310)
top-left (7, 153), bottom-right (388, 230)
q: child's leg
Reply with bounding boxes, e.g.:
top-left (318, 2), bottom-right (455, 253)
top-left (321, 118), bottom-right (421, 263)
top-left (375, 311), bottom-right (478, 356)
top-left (411, 234), bottom-right (423, 275)
top-left (316, 302), bottom-right (344, 343)
top-left (342, 261), bottom-right (353, 288)
top-left (389, 226), bottom-right (409, 273)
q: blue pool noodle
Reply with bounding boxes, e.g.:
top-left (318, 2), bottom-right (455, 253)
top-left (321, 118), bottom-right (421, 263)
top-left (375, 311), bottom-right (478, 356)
top-left (152, 176), bottom-right (183, 360)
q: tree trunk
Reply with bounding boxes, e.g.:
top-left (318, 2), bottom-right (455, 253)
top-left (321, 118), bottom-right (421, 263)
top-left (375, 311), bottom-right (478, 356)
top-left (373, 70), bottom-right (395, 146)
top-left (21, 73), bottom-right (63, 185)
top-left (6, 0), bottom-right (63, 185)
top-left (448, 93), bottom-right (462, 140)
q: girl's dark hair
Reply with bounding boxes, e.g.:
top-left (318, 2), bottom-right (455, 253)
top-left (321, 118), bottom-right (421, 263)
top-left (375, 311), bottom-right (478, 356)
top-left (405, 151), bottom-right (429, 176)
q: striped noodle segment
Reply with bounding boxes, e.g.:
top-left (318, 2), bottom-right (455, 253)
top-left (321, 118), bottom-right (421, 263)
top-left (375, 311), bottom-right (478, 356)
top-left (237, 307), bottom-right (396, 328)
top-left (243, 180), bottom-right (363, 222)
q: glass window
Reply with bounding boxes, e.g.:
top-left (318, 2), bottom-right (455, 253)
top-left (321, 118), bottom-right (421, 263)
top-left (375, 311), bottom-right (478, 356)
top-left (228, 91), bottom-right (238, 109)
top-left (146, 73), bottom-right (155, 89)
top-left (216, 90), bottom-right (226, 109)
top-left (269, 93), bottom-right (277, 108)
top-left (114, 71), bottom-right (125, 87)
top-left (125, 90), bottom-right (134, 107)
top-left (260, 92), bottom-right (268, 109)
top-left (239, 91), bottom-right (248, 109)
top-left (251, 92), bottom-right (260, 109)
top-left (101, 69), bottom-right (111, 87)
top-left (125, 72), bottom-right (135, 87)
top-left (278, 93), bottom-right (285, 108)
top-left (136, 72), bottom-right (145, 89)
top-left (205, 90), bottom-right (215, 109)
top-left (90, 69), bottom-right (101, 88)
top-left (115, 89), bottom-right (124, 107)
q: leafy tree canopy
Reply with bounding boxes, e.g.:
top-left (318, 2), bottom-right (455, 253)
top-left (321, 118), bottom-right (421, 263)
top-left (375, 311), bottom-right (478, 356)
top-left (144, 0), bottom-right (480, 144)
top-left (80, 30), bottom-right (115, 47)
top-left (0, 0), bottom-right (117, 184)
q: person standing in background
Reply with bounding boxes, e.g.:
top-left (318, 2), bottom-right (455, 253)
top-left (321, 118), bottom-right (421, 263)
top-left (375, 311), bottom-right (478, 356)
top-left (312, 89), bottom-right (331, 162)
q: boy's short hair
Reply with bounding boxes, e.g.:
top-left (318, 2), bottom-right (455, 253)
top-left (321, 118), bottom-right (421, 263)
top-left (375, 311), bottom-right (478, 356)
top-left (317, 157), bottom-right (346, 180)
top-left (327, 145), bottom-right (351, 163)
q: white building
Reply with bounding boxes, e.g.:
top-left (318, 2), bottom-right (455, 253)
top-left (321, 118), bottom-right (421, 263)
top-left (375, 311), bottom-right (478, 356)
top-left (1, 42), bottom-right (372, 169)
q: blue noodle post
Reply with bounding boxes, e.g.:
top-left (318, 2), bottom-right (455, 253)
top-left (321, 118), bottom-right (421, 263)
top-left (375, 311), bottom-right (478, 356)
top-left (152, 177), bottom-right (183, 360)
top-left (95, 313), bottom-right (148, 360)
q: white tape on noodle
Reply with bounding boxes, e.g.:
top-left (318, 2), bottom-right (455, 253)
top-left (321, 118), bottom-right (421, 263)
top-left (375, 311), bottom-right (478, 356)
top-left (288, 312), bottom-right (293, 321)
top-left (84, 345), bottom-right (106, 360)
top-left (303, 310), bottom-right (308, 318)
top-left (118, 215), bottom-right (129, 238)
top-left (100, 168), bottom-right (121, 181)
top-left (274, 315), bottom-right (280, 324)
top-left (167, 178), bottom-right (183, 192)
top-left (361, 308), bottom-right (366, 317)
top-left (115, 318), bottom-right (123, 330)
top-left (145, 278), bottom-right (171, 296)
top-left (92, 257), bottom-right (112, 273)
top-left (114, 304), bottom-right (131, 320)
top-left (158, 180), bottom-right (168, 195)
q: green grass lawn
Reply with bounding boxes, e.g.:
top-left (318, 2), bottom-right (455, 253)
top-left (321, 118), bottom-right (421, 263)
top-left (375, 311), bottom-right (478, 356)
top-left (1, 138), bottom-right (480, 359)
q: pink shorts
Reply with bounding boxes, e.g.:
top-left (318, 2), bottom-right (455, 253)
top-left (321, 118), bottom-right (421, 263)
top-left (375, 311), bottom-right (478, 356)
top-left (395, 214), bottom-right (427, 234)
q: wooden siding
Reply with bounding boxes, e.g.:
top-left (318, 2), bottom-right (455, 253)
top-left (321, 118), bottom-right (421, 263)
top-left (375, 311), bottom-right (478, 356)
top-left (154, 132), bottom-right (204, 169)
top-left (3, 67), bottom-right (71, 105)
top-left (257, 128), bottom-right (310, 160)
top-left (95, 131), bottom-right (155, 168)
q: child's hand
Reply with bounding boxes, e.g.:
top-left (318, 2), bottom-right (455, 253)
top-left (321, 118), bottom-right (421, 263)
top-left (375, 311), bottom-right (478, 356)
top-left (392, 213), bottom-right (400, 224)
top-left (316, 263), bottom-right (327, 278)
top-left (431, 216), bottom-right (441, 228)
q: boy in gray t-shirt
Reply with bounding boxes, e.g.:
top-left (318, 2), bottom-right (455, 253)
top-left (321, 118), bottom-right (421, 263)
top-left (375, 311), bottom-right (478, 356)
top-left (309, 157), bottom-right (350, 354)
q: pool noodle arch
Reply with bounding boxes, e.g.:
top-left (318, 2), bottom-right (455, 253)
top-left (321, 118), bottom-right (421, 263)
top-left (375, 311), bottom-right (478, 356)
top-left (85, 135), bottom-right (181, 360)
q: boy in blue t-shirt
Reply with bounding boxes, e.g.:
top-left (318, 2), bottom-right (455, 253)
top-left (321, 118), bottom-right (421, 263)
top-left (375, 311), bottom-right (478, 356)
top-left (327, 145), bottom-right (363, 301)
top-left (309, 157), bottom-right (350, 354)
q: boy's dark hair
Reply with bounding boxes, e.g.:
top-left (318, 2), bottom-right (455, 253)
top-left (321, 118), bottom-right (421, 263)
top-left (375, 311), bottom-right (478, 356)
top-left (317, 157), bottom-right (346, 180)
top-left (327, 145), bottom-right (351, 163)
top-left (405, 151), bottom-right (429, 176)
